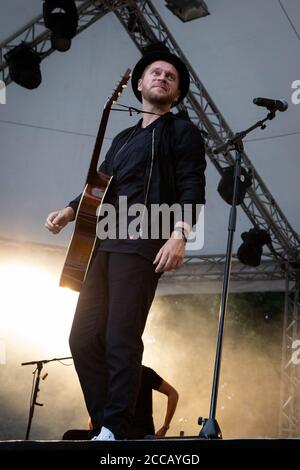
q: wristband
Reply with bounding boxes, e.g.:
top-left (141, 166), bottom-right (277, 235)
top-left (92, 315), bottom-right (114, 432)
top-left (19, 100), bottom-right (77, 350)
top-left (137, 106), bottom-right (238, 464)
top-left (173, 226), bottom-right (188, 243)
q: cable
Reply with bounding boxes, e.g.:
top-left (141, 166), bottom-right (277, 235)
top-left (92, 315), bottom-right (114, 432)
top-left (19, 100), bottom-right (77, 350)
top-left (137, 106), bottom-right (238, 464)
top-left (57, 359), bottom-right (73, 366)
top-left (0, 119), bottom-right (113, 141)
top-left (245, 130), bottom-right (300, 143)
top-left (278, 0), bottom-right (300, 41)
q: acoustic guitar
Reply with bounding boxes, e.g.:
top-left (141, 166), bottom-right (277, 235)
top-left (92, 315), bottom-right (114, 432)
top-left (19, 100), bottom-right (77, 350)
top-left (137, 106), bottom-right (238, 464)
top-left (59, 69), bottom-right (131, 292)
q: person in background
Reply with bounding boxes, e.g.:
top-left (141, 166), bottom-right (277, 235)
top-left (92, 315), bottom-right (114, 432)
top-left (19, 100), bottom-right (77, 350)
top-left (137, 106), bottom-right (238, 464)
top-left (62, 365), bottom-right (179, 440)
top-left (128, 365), bottom-right (179, 439)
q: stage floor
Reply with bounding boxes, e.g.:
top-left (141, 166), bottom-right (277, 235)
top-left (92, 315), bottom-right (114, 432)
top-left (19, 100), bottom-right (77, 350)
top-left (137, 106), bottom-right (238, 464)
top-left (1, 437), bottom-right (299, 460)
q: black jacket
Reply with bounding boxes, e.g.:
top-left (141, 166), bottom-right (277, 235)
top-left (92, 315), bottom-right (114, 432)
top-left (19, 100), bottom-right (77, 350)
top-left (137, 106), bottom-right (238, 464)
top-left (68, 112), bottom-right (206, 227)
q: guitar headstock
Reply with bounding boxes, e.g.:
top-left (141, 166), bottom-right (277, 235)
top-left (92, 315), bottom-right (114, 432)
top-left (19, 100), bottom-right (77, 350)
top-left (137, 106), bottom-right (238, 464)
top-left (105, 69), bottom-right (131, 109)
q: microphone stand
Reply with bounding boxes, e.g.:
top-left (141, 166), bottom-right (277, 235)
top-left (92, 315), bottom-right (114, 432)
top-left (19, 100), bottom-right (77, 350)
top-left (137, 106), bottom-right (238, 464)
top-left (198, 108), bottom-right (278, 439)
top-left (22, 356), bottom-right (72, 440)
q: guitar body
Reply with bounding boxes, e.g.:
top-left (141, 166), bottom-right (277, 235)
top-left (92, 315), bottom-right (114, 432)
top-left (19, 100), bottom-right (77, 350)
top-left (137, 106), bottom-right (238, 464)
top-left (59, 172), bottom-right (113, 292)
top-left (59, 69), bottom-right (131, 292)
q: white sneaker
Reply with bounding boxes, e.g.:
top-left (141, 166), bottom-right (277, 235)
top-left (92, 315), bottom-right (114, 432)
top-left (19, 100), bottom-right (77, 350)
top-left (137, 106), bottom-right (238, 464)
top-left (91, 426), bottom-right (116, 441)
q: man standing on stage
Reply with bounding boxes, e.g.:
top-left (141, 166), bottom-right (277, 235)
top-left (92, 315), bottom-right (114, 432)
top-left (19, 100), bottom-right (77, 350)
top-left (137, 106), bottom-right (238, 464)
top-left (45, 48), bottom-right (206, 440)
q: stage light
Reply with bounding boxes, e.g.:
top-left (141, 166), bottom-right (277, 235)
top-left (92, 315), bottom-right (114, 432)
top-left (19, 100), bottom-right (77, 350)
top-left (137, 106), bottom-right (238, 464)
top-left (237, 229), bottom-right (272, 267)
top-left (217, 166), bottom-right (252, 206)
top-left (43, 0), bottom-right (78, 52)
top-left (165, 0), bottom-right (209, 22)
top-left (4, 43), bottom-right (42, 89)
top-left (0, 263), bottom-right (77, 353)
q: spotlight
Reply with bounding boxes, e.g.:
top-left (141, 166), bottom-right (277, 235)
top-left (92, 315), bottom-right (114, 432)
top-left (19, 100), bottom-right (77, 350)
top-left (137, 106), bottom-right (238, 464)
top-left (4, 43), bottom-right (42, 89)
top-left (43, 0), bottom-right (78, 52)
top-left (217, 166), bottom-right (252, 205)
top-left (237, 229), bottom-right (272, 267)
top-left (165, 0), bottom-right (209, 22)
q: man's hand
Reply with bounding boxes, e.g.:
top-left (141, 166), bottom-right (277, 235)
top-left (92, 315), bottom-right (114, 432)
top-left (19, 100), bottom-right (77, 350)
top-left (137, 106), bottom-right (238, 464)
top-left (45, 207), bottom-right (75, 234)
top-left (153, 235), bottom-right (185, 273)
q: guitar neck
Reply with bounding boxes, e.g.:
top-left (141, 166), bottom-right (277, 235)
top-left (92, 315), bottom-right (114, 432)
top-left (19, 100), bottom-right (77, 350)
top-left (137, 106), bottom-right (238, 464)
top-left (86, 106), bottom-right (110, 184)
top-left (85, 69), bottom-right (131, 184)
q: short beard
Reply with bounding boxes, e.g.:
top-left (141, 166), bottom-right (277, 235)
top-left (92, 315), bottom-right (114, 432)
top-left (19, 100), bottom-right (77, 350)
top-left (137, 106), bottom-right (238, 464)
top-left (142, 88), bottom-right (174, 107)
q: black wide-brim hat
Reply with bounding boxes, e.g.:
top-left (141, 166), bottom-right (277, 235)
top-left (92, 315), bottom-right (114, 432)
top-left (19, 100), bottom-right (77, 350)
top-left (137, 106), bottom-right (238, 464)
top-left (131, 50), bottom-right (190, 106)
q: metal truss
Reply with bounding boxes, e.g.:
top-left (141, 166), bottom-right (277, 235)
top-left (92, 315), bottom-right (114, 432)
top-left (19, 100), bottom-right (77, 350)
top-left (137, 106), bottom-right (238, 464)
top-left (160, 253), bottom-right (285, 283)
top-left (279, 277), bottom-right (300, 437)
top-left (111, 0), bottom-right (300, 266)
top-left (0, 0), bottom-right (109, 85)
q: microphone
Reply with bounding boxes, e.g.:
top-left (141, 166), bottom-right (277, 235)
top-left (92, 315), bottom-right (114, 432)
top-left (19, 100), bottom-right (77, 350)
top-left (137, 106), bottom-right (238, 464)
top-left (253, 97), bottom-right (288, 112)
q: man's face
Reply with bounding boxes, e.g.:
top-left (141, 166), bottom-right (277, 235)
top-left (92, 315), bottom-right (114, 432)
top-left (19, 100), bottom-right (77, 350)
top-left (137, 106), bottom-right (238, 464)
top-left (138, 60), bottom-right (181, 107)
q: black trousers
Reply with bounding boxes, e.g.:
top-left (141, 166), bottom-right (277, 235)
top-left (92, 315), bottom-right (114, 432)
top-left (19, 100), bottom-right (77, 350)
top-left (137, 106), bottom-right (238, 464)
top-left (69, 250), bottom-right (161, 438)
